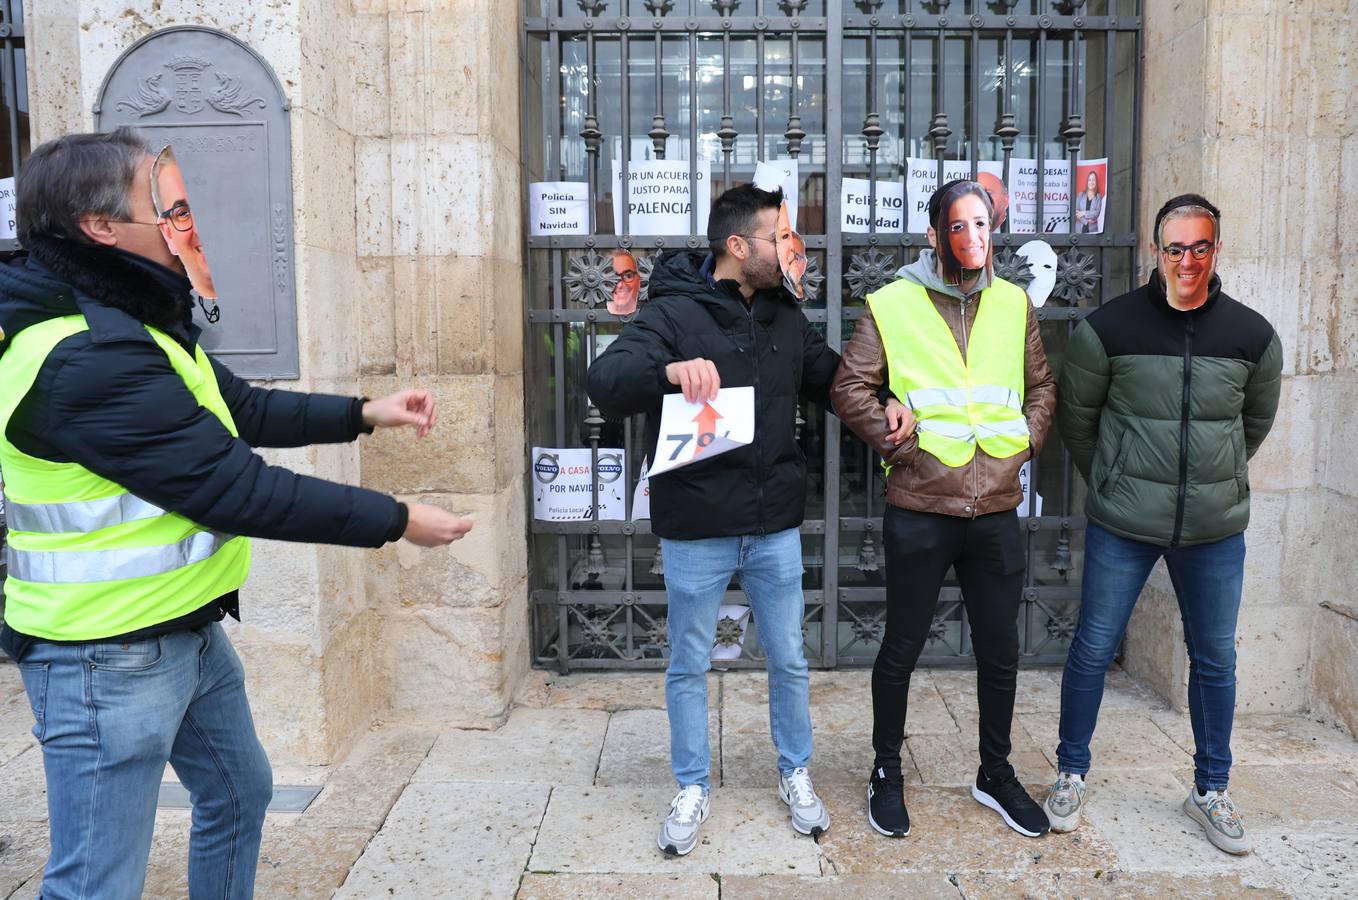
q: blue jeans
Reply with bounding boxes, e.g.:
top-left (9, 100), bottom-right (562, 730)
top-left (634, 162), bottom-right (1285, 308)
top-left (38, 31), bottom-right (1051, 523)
top-left (17, 622), bottom-right (273, 899)
top-left (1057, 523), bottom-right (1245, 790)
top-left (662, 528), bottom-right (812, 790)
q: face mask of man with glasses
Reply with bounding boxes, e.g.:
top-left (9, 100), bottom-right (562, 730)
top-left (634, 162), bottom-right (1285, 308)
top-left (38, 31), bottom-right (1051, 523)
top-left (1155, 204), bottom-right (1221, 311)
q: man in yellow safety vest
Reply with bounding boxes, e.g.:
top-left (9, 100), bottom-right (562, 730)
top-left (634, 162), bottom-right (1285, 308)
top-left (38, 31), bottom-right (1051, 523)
top-left (0, 128), bottom-right (472, 899)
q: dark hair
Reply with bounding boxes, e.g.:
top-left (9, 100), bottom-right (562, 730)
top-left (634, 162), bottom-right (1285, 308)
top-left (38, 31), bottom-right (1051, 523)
top-left (707, 183), bottom-right (784, 259)
top-left (17, 127), bottom-right (152, 243)
top-left (1153, 193), bottom-right (1220, 246)
top-left (927, 178), bottom-right (994, 284)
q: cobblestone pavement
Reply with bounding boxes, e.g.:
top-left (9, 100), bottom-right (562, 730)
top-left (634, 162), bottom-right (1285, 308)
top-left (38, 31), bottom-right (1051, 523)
top-left (2, 662), bottom-right (1355, 898)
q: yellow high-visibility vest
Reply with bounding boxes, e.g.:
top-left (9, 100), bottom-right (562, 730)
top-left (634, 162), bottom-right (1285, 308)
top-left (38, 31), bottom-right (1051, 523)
top-left (0, 315), bottom-right (250, 641)
top-left (866, 277), bottom-right (1030, 468)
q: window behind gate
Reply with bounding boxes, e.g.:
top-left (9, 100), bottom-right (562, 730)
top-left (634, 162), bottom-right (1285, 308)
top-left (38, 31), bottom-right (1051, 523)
top-left (522, 0), bottom-right (1143, 671)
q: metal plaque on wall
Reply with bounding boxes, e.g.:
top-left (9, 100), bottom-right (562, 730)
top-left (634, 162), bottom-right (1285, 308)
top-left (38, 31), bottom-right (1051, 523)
top-left (94, 26), bottom-right (298, 379)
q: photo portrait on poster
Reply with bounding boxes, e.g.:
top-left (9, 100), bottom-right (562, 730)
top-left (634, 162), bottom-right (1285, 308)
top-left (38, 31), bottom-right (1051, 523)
top-left (1074, 158), bottom-right (1108, 235)
top-left (150, 146), bottom-right (220, 319)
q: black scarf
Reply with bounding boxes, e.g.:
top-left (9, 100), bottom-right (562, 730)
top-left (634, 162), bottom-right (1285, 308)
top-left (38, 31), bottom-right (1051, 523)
top-left (23, 234), bottom-right (195, 333)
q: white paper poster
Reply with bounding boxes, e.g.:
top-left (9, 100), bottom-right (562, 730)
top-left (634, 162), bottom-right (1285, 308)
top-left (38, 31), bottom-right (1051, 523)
top-left (0, 177), bottom-right (15, 240)
top-left (647, 386), bottom-right (755, 478)
top-left (632, 457), bottom-right (651, 520)
top-left (905, 158), bottom-right (1004, 233)
top-left (1019, 460), bottom-right (1044, 517)
top-left (1009, 158), bottom-right (1072, 234)
top-left (528, 181), bottom-right (590, 236)
top-left (531, 447), bottom-right (627, 521)
top-left (611, 159), bottom-right (712, 236)
top-left (840, 178), bottom-right (906, 233)
top-left (753, 159), bottom-right (799, 231)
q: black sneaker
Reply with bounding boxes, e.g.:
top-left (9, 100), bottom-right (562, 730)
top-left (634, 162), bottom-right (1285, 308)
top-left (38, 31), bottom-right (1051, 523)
top-left (867, 767), bottom-right (910, 837)
top-left (972, 766), bottom-right (1050, 838)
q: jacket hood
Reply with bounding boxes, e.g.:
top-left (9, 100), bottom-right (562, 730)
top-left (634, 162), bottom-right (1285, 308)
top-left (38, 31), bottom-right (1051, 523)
top-left (894, 248), bottom-right (992, 302)
top-left (647, 250), bottom-right (794, 317)
top-left (0, 236), bottom-right (195, 352)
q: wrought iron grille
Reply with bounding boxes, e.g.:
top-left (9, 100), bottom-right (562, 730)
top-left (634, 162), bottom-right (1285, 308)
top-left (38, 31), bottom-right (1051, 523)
top-left (522, 0), bottom-right (1142, 671)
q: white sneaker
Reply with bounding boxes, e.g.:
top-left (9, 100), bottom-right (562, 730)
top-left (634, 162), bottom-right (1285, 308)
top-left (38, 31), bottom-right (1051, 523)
top-left (1044, 772), bottom-right (1086, 833)
top-left (778, 767), bottom-right (831, 836)
top-left (1183, 786), bottom-right (1252, 855)
top-left (657, 785), bottom-right (710, 856)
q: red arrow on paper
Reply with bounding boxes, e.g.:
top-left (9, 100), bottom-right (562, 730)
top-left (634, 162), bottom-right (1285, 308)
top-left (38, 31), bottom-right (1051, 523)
top-left (691, 402), bottom-right (724, 459)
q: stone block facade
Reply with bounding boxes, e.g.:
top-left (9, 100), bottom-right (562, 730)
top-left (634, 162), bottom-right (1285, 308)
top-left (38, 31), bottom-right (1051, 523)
top-left (25, 0), bottom-right (529, 765)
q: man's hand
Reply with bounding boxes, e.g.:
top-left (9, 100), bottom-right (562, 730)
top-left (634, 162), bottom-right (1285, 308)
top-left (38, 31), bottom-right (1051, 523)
top-left (364, 389), bottom-right (437, 438)
top-left (403, 503), bottom-right (474, 546)
top-left (665, 358), bottom-right (721, 404)
top-left (884, 397), bottom-right (916, 445)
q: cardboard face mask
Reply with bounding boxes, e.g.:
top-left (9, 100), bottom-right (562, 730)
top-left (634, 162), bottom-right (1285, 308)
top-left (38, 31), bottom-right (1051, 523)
top-left (976, 171), bottom-right (1009, 231)
top-left (150, 146), bottom-right (219, 318)
top-left (775, 201), bottom-right (808, 300)
top-left (608, 249), bottom-right (640, 316)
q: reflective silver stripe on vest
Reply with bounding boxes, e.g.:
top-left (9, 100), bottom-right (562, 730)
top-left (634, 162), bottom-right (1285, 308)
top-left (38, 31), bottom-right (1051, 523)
top-left (6, 530), bottom-right (235, 584)
top-left (916, 419), bottom-right (978, 442)
top-left (5, 493), bottom-right (167, 535)
top-left (905, 387), bottom-right (970, 409)
top-left (975, 417), bottom-right (1031, 439)
top-left (906, 385), bottom-right (1022, 411)
top-left (968, 385), bottom-right (1023, 411)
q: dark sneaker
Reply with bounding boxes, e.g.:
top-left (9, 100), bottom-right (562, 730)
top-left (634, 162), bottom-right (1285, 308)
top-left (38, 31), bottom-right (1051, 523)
top-left (972, 767), bottom-right (1050, 838)
top-left (867, 767), bottom-right (910, 837)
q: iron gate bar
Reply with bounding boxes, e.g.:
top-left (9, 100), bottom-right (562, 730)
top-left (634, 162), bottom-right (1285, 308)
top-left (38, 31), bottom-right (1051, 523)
top-left (524, 0), bottom-right (1143, 672)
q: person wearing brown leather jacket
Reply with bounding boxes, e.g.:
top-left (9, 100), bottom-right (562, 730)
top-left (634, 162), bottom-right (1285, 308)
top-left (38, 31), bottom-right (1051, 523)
top-left (831, 180), bottom-right (1056, 841)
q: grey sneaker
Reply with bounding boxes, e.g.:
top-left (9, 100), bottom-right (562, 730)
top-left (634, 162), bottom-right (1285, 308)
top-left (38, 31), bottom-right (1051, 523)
top-left (657, 785), bottom-right (710, 856)
top-left (778, 767), bottom-right (830, 836)
top-left (1044, 772), bottom-right (1086, 833)
top-left (1183, 786), bottom-right (1252, 855)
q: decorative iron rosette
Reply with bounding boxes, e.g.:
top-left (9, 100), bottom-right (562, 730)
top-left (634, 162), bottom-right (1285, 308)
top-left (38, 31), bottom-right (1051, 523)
top-left (992, 247), bottom-right (1035, 289)
top-left (1046, 614), bottom-right (1077, 642)
top-left (852, 614), bottom-right (884, 645)
top-left (801, 255), bottom-right (826, 304)
top-left (845, 248), bottom-right (898, 300)
top-left (578, 610), bottom-right (615, 652)
top-left (564, 250), bottom-right (617, 308)
top-left (1053, 248), bottom-right (1101, 305)
top-left (646, 616), bottom-right (669, 650)
top-left (927, 615), bottom-right (948, 642)
top-left (636, 252), bottom-right (658, 306)
top-left (715, 614), bottom-right (744, 647)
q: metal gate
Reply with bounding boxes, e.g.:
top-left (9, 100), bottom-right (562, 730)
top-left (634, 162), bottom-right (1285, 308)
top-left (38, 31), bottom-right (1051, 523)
top-left (522, 0), bottom-right (1142, 671)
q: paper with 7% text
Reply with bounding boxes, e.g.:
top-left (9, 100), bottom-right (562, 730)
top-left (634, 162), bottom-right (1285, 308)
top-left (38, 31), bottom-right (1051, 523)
top-left (647, 386), bottom-right (755, 478)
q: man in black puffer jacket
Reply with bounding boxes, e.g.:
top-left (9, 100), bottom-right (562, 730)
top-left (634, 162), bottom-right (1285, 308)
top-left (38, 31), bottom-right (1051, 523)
top-left (1043, 194), bottom-right (1282, 856)
top-left (587, 185), bottom-right (840, 855)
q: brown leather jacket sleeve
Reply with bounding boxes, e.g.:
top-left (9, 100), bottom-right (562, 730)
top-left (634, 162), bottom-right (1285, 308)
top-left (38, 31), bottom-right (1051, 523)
top-left (1023, 302), bottom-right (1057, 455)
top-left (830, 307), bottom-right (917, 469)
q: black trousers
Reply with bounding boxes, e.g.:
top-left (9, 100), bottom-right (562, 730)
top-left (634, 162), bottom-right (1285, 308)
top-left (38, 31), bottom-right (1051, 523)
top-left (871, 505), bottom-right (1026, 779)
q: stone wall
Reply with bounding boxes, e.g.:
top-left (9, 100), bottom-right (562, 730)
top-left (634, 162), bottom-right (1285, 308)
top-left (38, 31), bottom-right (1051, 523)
top-left (24, 0), bottom-right (528, 764)
top-left (1125, 0), bottom-right (1358, 727)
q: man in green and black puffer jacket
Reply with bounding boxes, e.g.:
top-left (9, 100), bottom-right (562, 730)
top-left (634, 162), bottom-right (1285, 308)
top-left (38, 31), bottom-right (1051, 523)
top-left (1041, 194), bottom-right (1282, 856)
